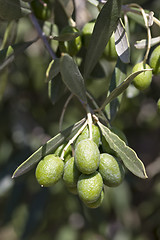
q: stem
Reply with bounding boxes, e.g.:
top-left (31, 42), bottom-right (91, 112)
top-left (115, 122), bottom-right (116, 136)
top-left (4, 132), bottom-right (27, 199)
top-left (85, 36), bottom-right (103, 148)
top-left (59, 94), bottom-right (74, 132)
top-left (86, 105), bottom-right (93, 140)
top-left (86, 92), bottom-right (110, 125)
top-left (29, 13), bottom-right (56, 60)
top-left (60, 120), bottom-right (88, 160)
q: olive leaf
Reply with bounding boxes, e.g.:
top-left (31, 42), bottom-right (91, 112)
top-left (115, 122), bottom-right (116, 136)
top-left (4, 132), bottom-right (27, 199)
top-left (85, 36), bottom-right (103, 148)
top-left (105, 57), bottom-right (126, 120)
top-left (48, 73), bottom-right (65, 105)
top-left (98, 121), bottom-right (148, 179)
top-left (84, 0), bottom-right (121, 79)
top-left (46, 58), bottom-right (60, 82)
top-left (0, 40), bottom-right (37, 72)
top-left (115, 19), bottom-right (130, 64)
top-left (134, 36), bottom-right (160, 49)
top-left (100, 68), bottom-right (152, 110)
top-left (60, 54), bottom-right (87, 104)
top-left (53, 32), bottom-right (80, 41)
top-left (12, 118), bottom-right (85, 178)
top-left (0, 0), bottom-right (31, 21)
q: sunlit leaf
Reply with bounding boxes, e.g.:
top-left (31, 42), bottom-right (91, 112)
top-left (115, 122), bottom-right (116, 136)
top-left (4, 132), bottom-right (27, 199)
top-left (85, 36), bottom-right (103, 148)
top-left (46, 58), bottom-right (60, 82)
top-left (134, 36), bottom-right (160, 49)
top-left (100, 69), bottom-right (152, 110)
top-left (115, 19), bottom-right (130, 64)
top-left (12, 118), bottom-right (85, 178)
top-left (60, 54), bottom-right (87, 104)
top-left (98, 122), bottom-right (148, 179)
top-left (84, 0), bottom-right (121, 79)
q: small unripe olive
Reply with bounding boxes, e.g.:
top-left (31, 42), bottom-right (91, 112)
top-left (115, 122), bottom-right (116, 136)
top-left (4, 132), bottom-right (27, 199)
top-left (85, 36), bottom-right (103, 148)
top-left (31, 0), bottom-right (51, 20)
top-left (75, 124), bottom-right (101, 147)
top-left (63, 157), bottom-right (80, 187)
top-left (102, 127), bottom-right (127, 156)
top-left (78, 171), bottom-right (103, 203)
top-left (83, 190), bottom-right (104, 209)
top-left (132, 61), bottom-right (152, 90)
top-left (59, 26), bottom-right (82, 56)
top-left (75, 139), bottom-right (100, 174)
top-left (35, 154), bottom-right (64, 187)
top-left (103, 33), bottom-right (117, 61)
top-left (82, 21), bottom-right (95, 48)
top-left (149, 45), bottom-right (160, 75)
top-left (99, 153), bottom-right (125, 187)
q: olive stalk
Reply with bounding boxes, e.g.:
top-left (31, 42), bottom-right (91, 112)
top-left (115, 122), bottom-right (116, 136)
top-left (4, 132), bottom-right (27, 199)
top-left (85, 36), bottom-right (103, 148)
top-left (60, 120), bottom-right (88, 160)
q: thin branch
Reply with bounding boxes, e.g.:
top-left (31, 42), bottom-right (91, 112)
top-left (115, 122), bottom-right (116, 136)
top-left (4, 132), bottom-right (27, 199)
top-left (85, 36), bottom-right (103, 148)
top-left (29, 13), bottom-right (56, 60)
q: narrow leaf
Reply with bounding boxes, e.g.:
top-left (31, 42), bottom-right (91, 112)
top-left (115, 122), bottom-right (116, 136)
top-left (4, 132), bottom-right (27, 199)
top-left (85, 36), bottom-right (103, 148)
top-left (48, 73), bottom-right (65, 105)
top-left (84, 0), bottom-right (121, 79)
top-left (0, 0), bottom-right (31, 21)
top-left (134, 36), bottom-right (160, 49)
top-left (100, 69), bottom-right (152, 110)
top-left (0, 40), bottom-right (37, 72)
top-left (60, 54), bottom-right (87, 104)
top-left (46, 58), bottom-right (60, 82)
top-left (98, 122), bottom-right (148, 179)
top-left (115, 19), bottom-right (130, 64)
top-left (105, 57), bottom-right (126, 120)
top-left (12, 118), bottom-right (85, 178)
top-left (53, 32), bottom-right (80, 41)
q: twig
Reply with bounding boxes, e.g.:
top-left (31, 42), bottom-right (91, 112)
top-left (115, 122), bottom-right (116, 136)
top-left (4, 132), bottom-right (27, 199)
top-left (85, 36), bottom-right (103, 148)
top-left (29, 13), bottom-right (56, 60)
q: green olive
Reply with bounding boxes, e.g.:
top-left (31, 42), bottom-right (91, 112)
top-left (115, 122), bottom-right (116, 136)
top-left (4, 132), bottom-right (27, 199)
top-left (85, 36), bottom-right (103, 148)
top-left (132, 61), bottom-right (152, 90)
top-left (103, 33), bottom-right (117, 61)
top-left (99, 153), bottom-right (125, 187)
top-left (35, 154), bottom-right (64, 187)
top-left (77, 171), bottom-right (103, 203)
top-left (63, 157), bottom-right (80, 187)
top-left (66, 186), bottom-right (78, 195)
top-left (82, 21), bottom-right (95, 48)
top-left (31, 0), bottom-right (51, 21)
top-left (59, 26), bottom-right (82, 56)
top-left (83, 190), bottom-right (104, 209)
top-left (75, 139), bottom-right (100, 174)
top-left (75, 124), bottom-right (101, 147)
top-left (149, 45), bottom-right (160, 75)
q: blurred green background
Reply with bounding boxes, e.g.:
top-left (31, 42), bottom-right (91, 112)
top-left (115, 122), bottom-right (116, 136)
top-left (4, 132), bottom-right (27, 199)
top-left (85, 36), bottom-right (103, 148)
top-left (0, 0), bottom-right (160, 239)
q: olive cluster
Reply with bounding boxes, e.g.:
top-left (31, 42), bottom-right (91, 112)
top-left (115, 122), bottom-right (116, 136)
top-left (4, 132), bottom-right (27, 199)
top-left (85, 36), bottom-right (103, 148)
top-left (35, 124), bottom-right (125, 209)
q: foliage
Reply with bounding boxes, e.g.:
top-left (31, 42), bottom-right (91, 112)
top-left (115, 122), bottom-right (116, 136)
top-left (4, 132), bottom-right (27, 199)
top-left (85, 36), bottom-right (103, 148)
top-left (0, 0), bottom-right (160, 239)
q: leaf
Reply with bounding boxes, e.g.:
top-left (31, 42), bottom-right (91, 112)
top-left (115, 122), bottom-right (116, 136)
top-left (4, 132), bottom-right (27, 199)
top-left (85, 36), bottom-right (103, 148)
top-left (60, 54), bottom-right (87, 104)
top-left (12, 118), bottom-right (85, 178)
top-left (134, 36), bottom-right (160, 49)
top-left (46, 58), bottom-right (60, 82)
top-left (127, 11), bottom-right (146, 27)
top-left (0, 40), bottom-right (37, 72)
top-left (84, 0), bottom-right (121, 79)
top-left (115, 19), bottom-right (130, 64)
top-left (53, 32), bottom-right (80, 41)
top-left (48, 73), bottom-right (65, 105)
top-left (0, 0), bottom-right (31, 21)
top-left (100, 68), bottom-right (152, 110)
top-left (105, 57), bottom-right (126, 120)
top-left (98, 122), bottom-right (148, 179)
